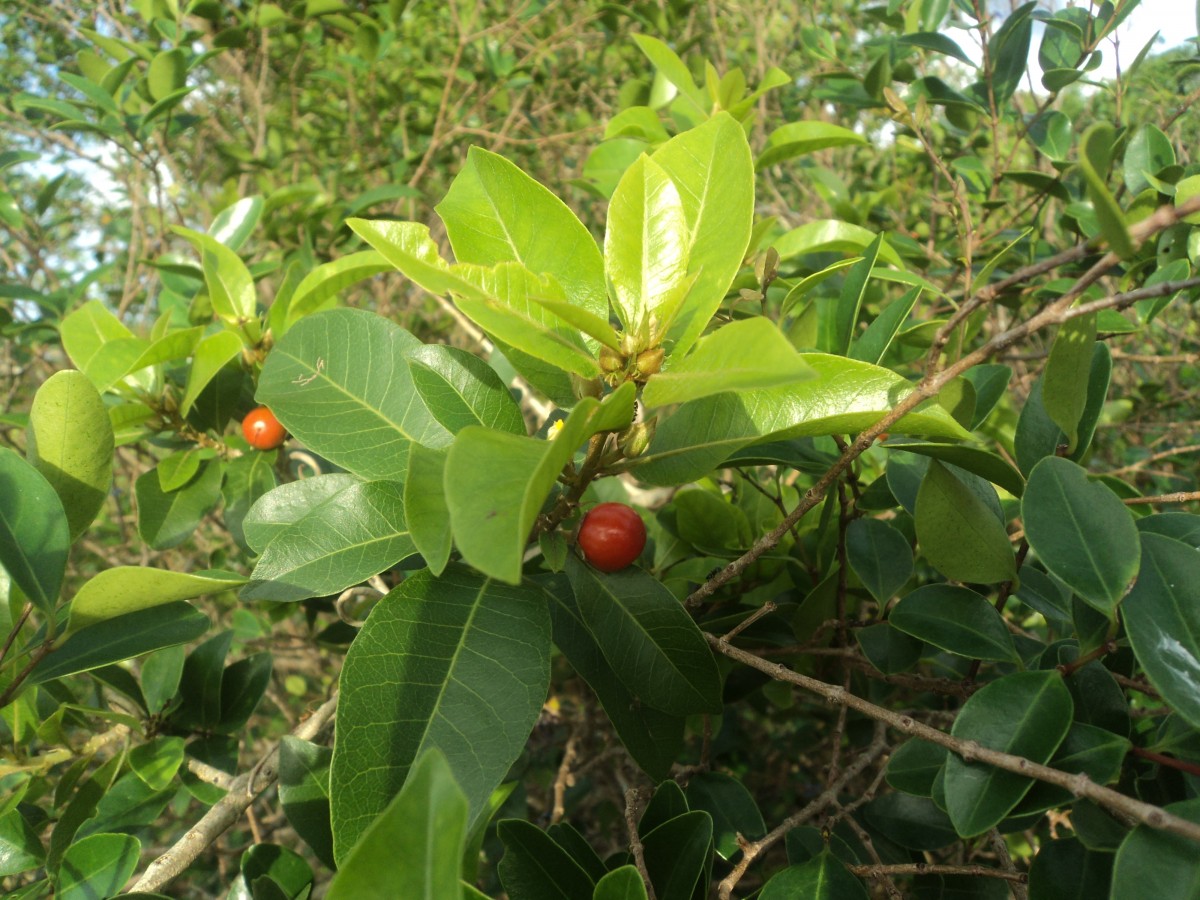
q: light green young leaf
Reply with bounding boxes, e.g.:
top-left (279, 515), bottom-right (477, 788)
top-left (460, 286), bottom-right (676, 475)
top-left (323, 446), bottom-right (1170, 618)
top-left (1078, 124), bottom-right (1135, 259)
top-left (285, 250), bottom-right (392, 327)
top-left (631, 34), bottom-right (706, 114)
top-left (643, 317), bottom-right (815, 408)
top-left (59, 300), bottom-right (149, 392)
top-left (437, 146), bottom-right (607, 319)
top-left (67, 567), bottom-right (243, 634)
top-left (171, 225), bottom-right (259, 327)
top-left (756, 121), bottom-right (867, 170)
top-left (208, 196), bottom-right (263, 251)
top-left (653, 113), bottom-right (755, 358)
top-left (915, 461), bottom-right (1016, 585)
top-left (180, 330), bottom-right (243, 417)
top-left (445, 386), bottom-right (634, 583)
top-left (26, 370), bottom-right (113, 541)
top-left (404, 445), bottom-right (452, 576)
top-left (773, 220), bottom-right (905, 268)
top-left (605, 155), bottom-right (689, 341)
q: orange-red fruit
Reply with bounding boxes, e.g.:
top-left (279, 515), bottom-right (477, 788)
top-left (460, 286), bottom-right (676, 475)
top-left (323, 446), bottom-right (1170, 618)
top-left (577, 502), bottom-right (646, 572)
top-left (242, 406), bottom-right (286, 450)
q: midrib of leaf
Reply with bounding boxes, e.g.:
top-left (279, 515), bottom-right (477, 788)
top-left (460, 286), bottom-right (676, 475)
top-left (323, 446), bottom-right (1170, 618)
top-left (0, 511), bottom-right (44, 606)
top-left (596, 578), bottom-right (705, 708)
top-left (276, 345), bottom-right (427, 444)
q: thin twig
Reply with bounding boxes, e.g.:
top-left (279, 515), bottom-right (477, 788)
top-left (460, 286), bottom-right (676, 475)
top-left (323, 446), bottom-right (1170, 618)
top-left (624, 788), bottom-right (657, 900)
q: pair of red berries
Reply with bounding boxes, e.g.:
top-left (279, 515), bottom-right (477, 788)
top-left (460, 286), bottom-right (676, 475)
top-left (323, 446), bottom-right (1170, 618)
top-left (242, 406), bottom-right (287, 450)
top-left (577, 502), bottom-right (646, 572)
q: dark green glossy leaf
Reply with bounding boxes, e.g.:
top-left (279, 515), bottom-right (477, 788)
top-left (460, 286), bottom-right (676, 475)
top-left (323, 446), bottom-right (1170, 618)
top-left (0, 447), bottom-right (69, 616)
top-left (0, 810), bottom-right (44, 877)
top-left (567, 557), bottom-right (721, 716)
top-left (639, 781), bottom-right (690, 838)
top-left (28, 602), bottom-right (209, 685)
top-left (1136, 512), bottom-right (1200, 551)
top-left (884, 439), bottom-right (1024, 498)
top-left (172, 630), bottom-right (232, 731)
top-left (863, 793), bottom-right (959, 850)
top-left (887, 739), bottom-right (948, 797)
top-left (1028, 837), bottom-right (1113, 900)
top-left (1123, 533), bottom-right (1200, 729)
top-left (641, 811), bottom-right (713, 900)
top-left (238, 843), bottom-right (313, 900)
top-left (278, 736), bottom-right (335, 869)
top-left (846, 518), bottom-right (913, 604)
top-left (497, 819), bottom-right (596, 900)
top-left (593, 867), bottom-right (649, 900)
top-left (890, 584), bottom-right (1017, 662)
top-left (944, 671), bottom-right (1073, 837)
top-left (1111, 798), bottom-right (1200, 900)
top-left (760, 851), bottom-right (869, 899)
top-left (1022, 457), bottom-right (1139, 616)
top-left (134, 459), bottom-right (224, 551)
top-left (685, 772), bottom-right (765, 860)
top-left (855, 622), bottom-right (924, 675)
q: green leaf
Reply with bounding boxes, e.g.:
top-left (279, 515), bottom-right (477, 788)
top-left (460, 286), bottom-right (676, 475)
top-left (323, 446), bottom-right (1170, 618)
top-left (26, 370), bottom-right (113, 542)
top-left (497, 819), bottom-right (596, 900)
top-left (1123, 123), bottom-right (1175, 196)
top-left (445, 387), bottom-right (633, 583)
top-left (1123, 533), bottom-right (1200, 730)
top-left (757, 120), bottom-right (867, 170)
top-left (849, 286), bottom-right (920, 365)
top-left (1077, 124), bottom-right (1135, 259)
top-left (0, 810), bottom-right (44, 877)
top-left (889, 584), bottom-right (1018, 662)
top-left (128, 736), bottom-right (185, 791)
top-left (57, 833), bottom-right (140, 900)
top-left (915, 461), bottom-right (1016, 584)
top-left (855, 621), bottom-right (924, 675)
top-left (760, 851), bottom-right (868, 899)
top-left (406, 344), bottom-right (526, 436)
top-left (257, 308), bottom-right (452, 482)
top-left (566, 557), bottom-right (721, 716)
top-left (134, 459), bottom-right (224, 550)
top-left (172, 631), bottom-right (231, 731)
top-left (1022, 457), bottom-right (1139, 616)
top-left (883, 439), bottom-right (1025, 498)
top-left (886, 739), bottom-right (948, 797)
top-left (1042, 312), bottom-right (1097, 451)
top-left (685, 772), bottom-right (766, 860)
top-left (641, 811), bottom-right (713, 900)
top-left (772, 220), bottom-right (904, 268)
top-left (630, 34), bottom-right (705, 111)
top-left (0, 447), bottom-right (70, 615)
top-left (235, 843), bottom-right (313, 900)
top-left (242, 480), bottom-right (416, 602)
top-left (156, 447), bottom-right (208, 492)
top-left (404, 445), bottom-right (452, 576)
top-left (146, 48), bottom-right (186, 100)
top-left (278, 736), bottom-right (336, 869)
top-left (330, 567), bottom-right (551, 860)
top-left (643, 318), bottom-right (815, 409)
top-left (437, 146), bottom-right (607, 320)
top-left (983, 1), bottom-right (1035, 104)
top-left (172, 225), bottom-right (258, 326)
top-left (218, 652), bottom-right (272, 732)
top-left (327, 750), bottom-right (468, 900)
top-left (944, 670), bottom-right (1073, 837)
top-left (285, 251), bottom-right (392, 327)
top-left (1111, 798), bottom-right (1200, 899)
top-left (894, 32), bottom-right (975, 65)
top-left (1028, 837), bottom-right (1113, 900)
top-left (827, 234), bottom-right (883, 356)
top-left (242, 474), bottom-right (360, 553)
top-left (594, 867), bottom-right (650, 900)
top-left (545, 577), bottom-right (685, 780)
top-left (862, 793), bottom-right (958, 851)
top-left (67, 567), bottom-right (244, 633)
top-left (180, 330), bottom-right (244, 417)
top-left (962, 364), bottom-right (1012, 430)
top-left (632, 354), bottom-right (968, 486)
top-left (605, 154), bottom-right (689, 341)
top-left (652, 113), bottom-right (755, 358)
top-left (28, 602), bottom-right (209, 685)
top-left (846, 518), bottom-right (914, 604)
top-left (59, 300), bottom-right (148, 392)
top-left (221, 451), bottom-right (277, 554)
top-left (208, 196), bottom-right (263, 252)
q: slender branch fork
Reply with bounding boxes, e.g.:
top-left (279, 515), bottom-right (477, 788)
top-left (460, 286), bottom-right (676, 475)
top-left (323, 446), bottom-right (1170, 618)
top-left (130, 694), bottom-right (339, 893)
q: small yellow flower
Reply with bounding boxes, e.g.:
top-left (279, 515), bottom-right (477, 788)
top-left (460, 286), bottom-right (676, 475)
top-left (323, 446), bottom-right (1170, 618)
top-left (547, 419), bottom-right (565, 440)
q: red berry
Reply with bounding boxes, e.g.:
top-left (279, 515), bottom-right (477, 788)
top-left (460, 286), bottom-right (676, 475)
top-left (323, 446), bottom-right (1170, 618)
top-left (242, 406), bottom-right (286, 450)
top-left (577, 502), bottom-right (646, 572)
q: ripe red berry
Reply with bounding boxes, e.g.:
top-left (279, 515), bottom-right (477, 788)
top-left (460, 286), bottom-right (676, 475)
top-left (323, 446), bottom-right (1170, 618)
top-left (577, 502), bottom-right (646, 573)
top-left (242, 406), bottom-right (286, 450)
